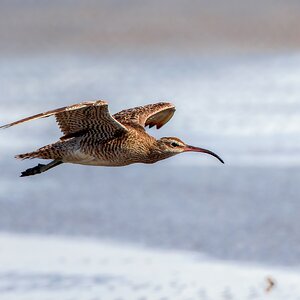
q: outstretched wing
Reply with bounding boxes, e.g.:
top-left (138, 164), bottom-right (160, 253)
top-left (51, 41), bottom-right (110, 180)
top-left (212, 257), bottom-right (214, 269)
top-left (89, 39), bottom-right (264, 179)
top-left (113, 102), bottom-right (175, 129)
top-left (1, 100), bottom-right (128, 139)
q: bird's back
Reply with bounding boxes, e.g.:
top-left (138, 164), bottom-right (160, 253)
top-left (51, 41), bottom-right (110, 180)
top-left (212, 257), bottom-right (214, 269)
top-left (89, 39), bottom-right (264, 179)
top-left (76, 124), bottom-right (157, 166)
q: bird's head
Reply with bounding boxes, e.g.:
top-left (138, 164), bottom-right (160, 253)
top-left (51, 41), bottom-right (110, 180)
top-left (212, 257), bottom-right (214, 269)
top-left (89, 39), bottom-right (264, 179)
top-left (157, 137), bottom-right (224, 163)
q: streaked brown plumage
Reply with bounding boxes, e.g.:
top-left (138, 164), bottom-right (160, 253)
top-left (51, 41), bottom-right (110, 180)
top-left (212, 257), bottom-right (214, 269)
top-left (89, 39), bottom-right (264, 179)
top-left (1, 100), bottom-right (224, 177)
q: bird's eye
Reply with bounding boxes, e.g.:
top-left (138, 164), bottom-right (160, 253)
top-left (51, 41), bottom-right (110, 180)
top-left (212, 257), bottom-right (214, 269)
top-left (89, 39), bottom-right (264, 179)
top-left (171, 142), bottom-right (179, 147)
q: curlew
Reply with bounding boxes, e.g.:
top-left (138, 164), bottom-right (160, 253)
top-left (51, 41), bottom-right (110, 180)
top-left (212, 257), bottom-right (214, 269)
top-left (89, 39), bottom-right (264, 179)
top-left (1, 101), bottom-right (224, 177)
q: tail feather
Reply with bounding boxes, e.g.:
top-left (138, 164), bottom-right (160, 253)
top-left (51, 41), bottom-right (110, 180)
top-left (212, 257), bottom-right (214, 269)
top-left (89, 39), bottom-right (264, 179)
top-left (15, 151), bottom-right (39, 160)
top-left (15, 138), bottom-right (70, 161)
top-left (16, 144), bottom-right (56, 160)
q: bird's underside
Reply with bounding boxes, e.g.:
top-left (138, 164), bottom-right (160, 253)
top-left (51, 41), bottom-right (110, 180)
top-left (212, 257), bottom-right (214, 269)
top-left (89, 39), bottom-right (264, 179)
top-left (0, 100), bottom-right (177, 177)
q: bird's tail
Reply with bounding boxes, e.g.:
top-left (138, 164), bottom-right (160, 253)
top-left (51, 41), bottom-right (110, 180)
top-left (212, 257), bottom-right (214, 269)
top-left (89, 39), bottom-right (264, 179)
top-left (16, 144), bottom-right (64, 176)
top-left (15, 143), bottom-right (59, 160)
top-left (15, 151), bottom-right (40, 160)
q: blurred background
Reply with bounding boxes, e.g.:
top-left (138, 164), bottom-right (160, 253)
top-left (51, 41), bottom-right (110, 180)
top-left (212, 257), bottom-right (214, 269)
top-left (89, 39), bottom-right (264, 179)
top-left (1, 0), bottom-right (300, 299)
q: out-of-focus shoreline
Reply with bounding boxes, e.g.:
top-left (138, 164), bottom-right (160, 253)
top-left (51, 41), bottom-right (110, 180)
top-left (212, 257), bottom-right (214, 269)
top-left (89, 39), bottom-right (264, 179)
top-left (1, 232), bottom-right (300, 299)
top-left (1, 0), bottom-right (300, 56)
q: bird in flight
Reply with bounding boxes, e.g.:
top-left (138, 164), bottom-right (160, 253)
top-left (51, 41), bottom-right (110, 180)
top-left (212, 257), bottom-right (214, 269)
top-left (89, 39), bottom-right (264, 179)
top-left (1, 101), bottom-right (224, 177)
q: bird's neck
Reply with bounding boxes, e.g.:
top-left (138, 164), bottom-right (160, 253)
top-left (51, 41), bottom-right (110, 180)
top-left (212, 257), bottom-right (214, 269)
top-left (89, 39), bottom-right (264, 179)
top-left (147, 140), bottom-right (173, 163)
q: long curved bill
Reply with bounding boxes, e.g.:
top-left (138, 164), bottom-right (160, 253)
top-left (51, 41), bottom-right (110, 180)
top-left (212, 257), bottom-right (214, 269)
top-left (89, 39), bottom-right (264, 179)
top-left (184, 145), bottom-right (224, 164)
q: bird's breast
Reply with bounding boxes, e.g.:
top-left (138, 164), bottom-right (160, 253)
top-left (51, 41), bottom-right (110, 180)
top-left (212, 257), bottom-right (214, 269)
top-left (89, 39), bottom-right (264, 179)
top-left (63, 149), bottom-right (125, 166)
top-left (63, 130), bottom-right (155, 166)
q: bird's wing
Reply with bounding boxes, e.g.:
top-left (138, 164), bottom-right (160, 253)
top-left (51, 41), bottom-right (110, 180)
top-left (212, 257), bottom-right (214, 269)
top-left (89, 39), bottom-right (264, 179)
top-left (113, 102), bottom-right (175, 129)
top-left (1, 100), bottom-right (128, 139)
